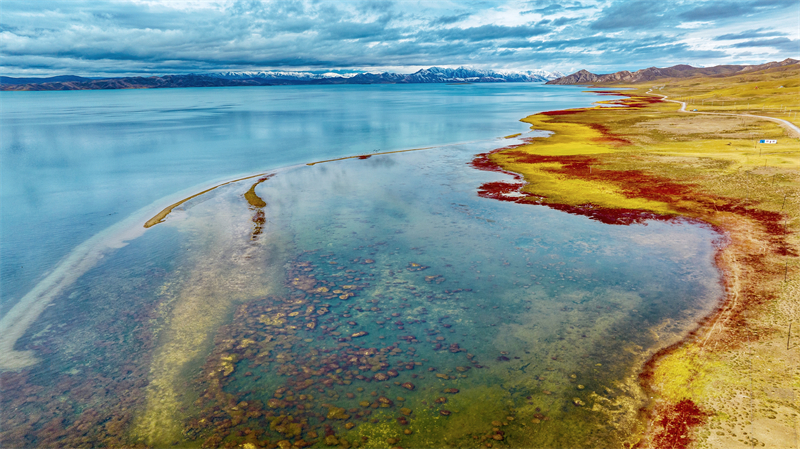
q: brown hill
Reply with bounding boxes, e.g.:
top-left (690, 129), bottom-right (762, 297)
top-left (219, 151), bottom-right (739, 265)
top-left (546, 58), bottom-right (799, 85)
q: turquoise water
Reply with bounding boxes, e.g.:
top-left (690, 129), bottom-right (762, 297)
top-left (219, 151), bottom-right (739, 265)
top-left (0, 83), bottom-right (600, 307)
top-left (0, 85), bottom-right (722, 448)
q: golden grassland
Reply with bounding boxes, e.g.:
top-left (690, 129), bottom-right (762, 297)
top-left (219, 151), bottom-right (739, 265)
top-left (485, 63), bottom-right (799, 448)
top-left (653, 63), bottom-right (800, 128)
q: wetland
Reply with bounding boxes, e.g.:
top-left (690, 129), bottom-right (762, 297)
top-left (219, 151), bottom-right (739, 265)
top-left (0, 83), bottom-right (737, 448)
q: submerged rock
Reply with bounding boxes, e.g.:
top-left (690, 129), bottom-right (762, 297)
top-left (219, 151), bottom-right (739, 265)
top-left (327, 407), bottom-right (350, 420)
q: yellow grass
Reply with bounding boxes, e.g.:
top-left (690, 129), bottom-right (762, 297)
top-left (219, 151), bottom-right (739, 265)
top-left (487, 62), bottom-right (800, 449)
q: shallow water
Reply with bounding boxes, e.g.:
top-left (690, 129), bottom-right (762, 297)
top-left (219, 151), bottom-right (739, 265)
top-left (0, 83), bottom-right (602, 309)
top-left (0, 85), bottom-right (723, 448)
top-left (2, 135), bottom-right (722, 447)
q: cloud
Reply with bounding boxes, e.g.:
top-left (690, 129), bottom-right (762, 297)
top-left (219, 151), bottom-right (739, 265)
top-left (551, 17), bottom-right (578, 27)
top-left (729, 37), bottom-right (798, 52)
top-left (435, 23), bottom-right (553, 42)
top-left (0, 0), bottom-right (798, 76)
top-left (431, 13), bottom-right (471, 25)
top-left (678, 0), bottom-right (795, 20)
top-left (714, 28), bottom-right (788, 40)
top-left (590, 0), bottom-right (672, 30)
top-left (676, 21), bottom-right (712, 29)
top-left (530, 4), bottom-right (563, 14)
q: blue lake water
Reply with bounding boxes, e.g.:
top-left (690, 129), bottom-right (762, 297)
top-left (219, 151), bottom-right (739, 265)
top-left (0, 84), bottom-right (722, 448)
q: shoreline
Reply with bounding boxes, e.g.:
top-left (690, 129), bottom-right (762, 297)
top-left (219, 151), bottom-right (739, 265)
top-left (471, 84), bottom-right (797, 448)
top-left (2, 78), bottom-right (794, 447)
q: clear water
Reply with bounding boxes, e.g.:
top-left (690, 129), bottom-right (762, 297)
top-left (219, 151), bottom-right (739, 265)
top-left (1, 83), bottom-right (600, 308)
top-left (0, 85), bottom-right (723, 448)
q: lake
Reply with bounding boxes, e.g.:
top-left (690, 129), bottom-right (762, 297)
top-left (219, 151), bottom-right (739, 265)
top-left (0, 84), bottom-right (723, 448)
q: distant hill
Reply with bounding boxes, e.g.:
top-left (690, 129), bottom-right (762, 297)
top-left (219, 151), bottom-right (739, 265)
top-left (0, 75), bottom-right (97, 85)
top-left (0, 74), bottom-right (271, 91)
top-left (546, 58), bottom-right (799, 85)
top-left (0, 67), bottom-right (564, 91)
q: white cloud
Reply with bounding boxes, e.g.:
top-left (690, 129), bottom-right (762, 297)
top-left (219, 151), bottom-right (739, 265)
top-left (0, 0), bottom-right (797, 76)
top-left (676, 21), bottom-right (713, 29)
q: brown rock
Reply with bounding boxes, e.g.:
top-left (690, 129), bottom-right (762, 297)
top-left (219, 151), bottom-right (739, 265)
top-left (327, 407), bottom-right (350, 420)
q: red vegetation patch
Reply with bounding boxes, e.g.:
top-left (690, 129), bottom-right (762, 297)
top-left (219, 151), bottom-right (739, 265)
top-left (470, 150), bottom-right (682, 225)
top-left (711, 201), bottom-right (796, 256)
top-left (477, 181), bottom-right (526, 202)
top-left (651, 399), bottom-right (707, 449)
top-left (470, 151), bottom-right (522, 179)
top-left (543, 203), bottom-right (669, 225)
top-left (541, 109), bottom-right (584, 116)
top-left (637, 96), bottom-right (665, 104)
top-left (502, 151), bottom-right (693, 202)
top-left (588, 123), bottom-right (632, 146)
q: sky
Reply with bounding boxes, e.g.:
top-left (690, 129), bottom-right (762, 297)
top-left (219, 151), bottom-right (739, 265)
top-left (1, 0), bottom-right (798, 77)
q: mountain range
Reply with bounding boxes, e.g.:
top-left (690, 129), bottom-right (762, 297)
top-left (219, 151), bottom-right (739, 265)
top-left (546, 58), bottom-right (799, 85)
top-left (0, 67), bottom-right (564, 91)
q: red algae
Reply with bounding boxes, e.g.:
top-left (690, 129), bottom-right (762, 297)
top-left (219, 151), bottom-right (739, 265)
top-left (476, 181), bottom-right (526, 202)
top-left (469, 84), bottom-right (798, 449)
top-left (650, 399), bottom-right (707, 449)
top-left (472, 150), bottom-right (686, 225)
top-left (587, 123), bottom-right (632, 146)
top-left (541, 109), bottom-right (585, 116)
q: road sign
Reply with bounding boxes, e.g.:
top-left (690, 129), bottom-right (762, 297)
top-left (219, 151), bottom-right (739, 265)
top-left (759, 139), bottom-right (777, 144)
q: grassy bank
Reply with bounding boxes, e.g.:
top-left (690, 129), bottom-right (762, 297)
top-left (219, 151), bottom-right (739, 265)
top-left (476, 63), bottom-right (799, 448)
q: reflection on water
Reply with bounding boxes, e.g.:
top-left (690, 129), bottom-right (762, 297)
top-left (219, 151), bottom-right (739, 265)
top-left (0, 140), bottom-right (721, 448)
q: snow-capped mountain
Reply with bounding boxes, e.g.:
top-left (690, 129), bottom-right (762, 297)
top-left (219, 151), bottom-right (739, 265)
top-left (214, 71), bottom-right (359, 80)
top-left (209, 67), bottom-right (564, 84)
